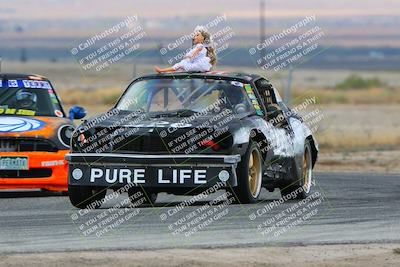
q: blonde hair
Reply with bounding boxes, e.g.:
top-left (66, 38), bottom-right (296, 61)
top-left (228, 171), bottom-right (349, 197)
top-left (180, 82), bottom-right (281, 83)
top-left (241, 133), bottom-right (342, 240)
top-left (198, 30), bottom-right (217, 67)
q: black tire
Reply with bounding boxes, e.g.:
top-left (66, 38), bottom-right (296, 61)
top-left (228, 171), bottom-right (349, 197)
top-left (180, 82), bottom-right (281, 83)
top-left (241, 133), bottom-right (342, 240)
top-left (128, 187), bottom-right (158, 206)
top-left (232, 141), bottom-right (263, 204)
top-left (280, 139), bottom-right (313, 199)
top-left (68, 185), bottom-right (107, 209)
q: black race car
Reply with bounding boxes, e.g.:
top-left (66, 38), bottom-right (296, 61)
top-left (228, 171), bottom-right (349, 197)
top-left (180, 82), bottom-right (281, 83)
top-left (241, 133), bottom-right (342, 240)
top-left (67, 71), bottom-right (318, 208)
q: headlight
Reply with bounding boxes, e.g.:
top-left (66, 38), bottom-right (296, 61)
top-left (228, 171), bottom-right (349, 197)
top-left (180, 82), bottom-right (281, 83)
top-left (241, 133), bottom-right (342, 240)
top-left (58, 125), bottom-right (75, 147)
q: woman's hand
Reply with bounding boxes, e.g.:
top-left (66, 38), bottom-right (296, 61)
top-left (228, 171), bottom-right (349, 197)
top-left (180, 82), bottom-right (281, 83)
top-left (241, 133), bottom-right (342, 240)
top-left (189, 47), bottom-right (202, 61)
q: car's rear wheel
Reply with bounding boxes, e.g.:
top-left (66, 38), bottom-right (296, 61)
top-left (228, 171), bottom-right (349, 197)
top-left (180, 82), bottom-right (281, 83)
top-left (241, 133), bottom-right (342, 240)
top-left (128, 187), bottom-right (158, 206)
top-left (280, 139), bottom-right (313, 199)
top-left (68, 185), bottom-right (107, 209)
top-left (233, 142), bottom-right (263, 203)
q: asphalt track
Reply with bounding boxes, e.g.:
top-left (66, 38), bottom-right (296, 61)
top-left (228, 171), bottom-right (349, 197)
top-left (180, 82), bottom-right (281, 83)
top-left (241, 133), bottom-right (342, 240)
top-left (0, 172), bottom-right (399, 254)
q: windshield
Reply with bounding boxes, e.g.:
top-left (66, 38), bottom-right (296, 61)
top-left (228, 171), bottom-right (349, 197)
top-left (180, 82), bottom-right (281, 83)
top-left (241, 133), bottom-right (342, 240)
top-left (0, 79), bottom-right (64, 117)
top-left (116, 78), bottom-right (255, 117)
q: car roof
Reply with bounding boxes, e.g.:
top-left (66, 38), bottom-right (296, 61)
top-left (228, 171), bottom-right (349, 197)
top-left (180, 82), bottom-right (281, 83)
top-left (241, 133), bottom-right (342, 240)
top-left (137, 71), bottom-right (264, 83)
top-left (0, 73), bottom-right (48, 80)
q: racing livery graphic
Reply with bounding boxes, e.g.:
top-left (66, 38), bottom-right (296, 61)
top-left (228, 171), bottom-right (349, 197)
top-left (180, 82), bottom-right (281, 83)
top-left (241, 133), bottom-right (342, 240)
top-left (67, 72), bottom-right (318, 208)
top-left (0, 117), bottom-right (45, 132)
top-left (0, 73), bottom-right (86, 192)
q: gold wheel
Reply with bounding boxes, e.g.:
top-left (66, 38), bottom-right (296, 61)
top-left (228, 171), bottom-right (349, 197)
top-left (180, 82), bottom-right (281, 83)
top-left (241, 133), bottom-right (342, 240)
top-left (248, 149), bottom-right (262, 198)
top-left (302, 145), bottom-right (312, 193)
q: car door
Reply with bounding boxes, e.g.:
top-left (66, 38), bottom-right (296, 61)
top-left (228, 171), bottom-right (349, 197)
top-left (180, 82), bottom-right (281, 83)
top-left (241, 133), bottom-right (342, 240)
top-left (255, 78), bottom-right (311, 177)
top-left (250, 78), bottom-right (296, 179)
top-left (253, 78), bottom-right (292, 132)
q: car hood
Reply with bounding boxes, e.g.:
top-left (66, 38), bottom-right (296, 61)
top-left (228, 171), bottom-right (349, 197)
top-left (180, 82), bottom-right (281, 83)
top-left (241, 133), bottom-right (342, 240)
top-left (76, 111), bottom-right (252, 154)
top-left (83, 110), bottom-right (249, 131)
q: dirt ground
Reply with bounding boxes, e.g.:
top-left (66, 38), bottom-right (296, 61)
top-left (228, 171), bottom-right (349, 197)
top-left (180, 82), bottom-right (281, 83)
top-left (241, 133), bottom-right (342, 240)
top-left (317, 150), bottom-right (400, 174)
top-left (294, 104), bottom-right (400, 174)
top-left (1, 244), bottom-right (399, 267)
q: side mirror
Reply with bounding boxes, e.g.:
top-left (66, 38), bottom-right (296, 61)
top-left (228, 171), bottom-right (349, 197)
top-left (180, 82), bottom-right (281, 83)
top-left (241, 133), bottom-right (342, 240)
top-left (69, 106), bottom-right (86, 120)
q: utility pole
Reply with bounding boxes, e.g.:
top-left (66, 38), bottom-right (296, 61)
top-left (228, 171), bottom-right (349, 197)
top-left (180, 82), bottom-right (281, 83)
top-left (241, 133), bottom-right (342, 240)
top-left (158, 43), bottom-right (164, 64)
top-left (259, 0), bottom-right (266, 60)
top-left (0, 57), bottom-right (2, 73)
top-left (133, 62), bottom-right (137, 78)
top-left (285, 66), bottom-right (293, 104)
top-left (20, 48), bottom-right (27, 63)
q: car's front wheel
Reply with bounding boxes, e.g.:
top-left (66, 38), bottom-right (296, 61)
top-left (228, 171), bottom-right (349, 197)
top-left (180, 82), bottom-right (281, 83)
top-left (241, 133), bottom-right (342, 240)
top-left (68, 185), bottom-right (107, 209)
top-left (233, 142), bottom-right (263, 203)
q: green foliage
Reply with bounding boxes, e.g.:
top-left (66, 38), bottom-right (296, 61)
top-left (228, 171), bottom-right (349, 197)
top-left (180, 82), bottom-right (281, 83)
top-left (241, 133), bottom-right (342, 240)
top-left (335, 74), bottom-right (385, 89)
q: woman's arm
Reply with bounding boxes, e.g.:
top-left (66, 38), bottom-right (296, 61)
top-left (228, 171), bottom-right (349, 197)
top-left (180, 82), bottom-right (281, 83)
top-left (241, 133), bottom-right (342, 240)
top-left (188, 44), bottom-right (204, 60)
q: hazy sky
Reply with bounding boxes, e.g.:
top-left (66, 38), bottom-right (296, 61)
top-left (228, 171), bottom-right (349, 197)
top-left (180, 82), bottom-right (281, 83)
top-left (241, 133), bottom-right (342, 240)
top-left (1, 0), bottom-right (399, 20)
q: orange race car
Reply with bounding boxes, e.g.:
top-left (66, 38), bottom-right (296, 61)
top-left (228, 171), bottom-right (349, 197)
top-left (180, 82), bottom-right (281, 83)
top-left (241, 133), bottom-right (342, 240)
top-left (0, 73), bottom-right (86, 192)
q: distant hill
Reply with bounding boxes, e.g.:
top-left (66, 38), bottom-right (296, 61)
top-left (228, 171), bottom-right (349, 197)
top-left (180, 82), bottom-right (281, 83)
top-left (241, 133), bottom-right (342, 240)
top-left (1, 46), bottom-right (399, 71)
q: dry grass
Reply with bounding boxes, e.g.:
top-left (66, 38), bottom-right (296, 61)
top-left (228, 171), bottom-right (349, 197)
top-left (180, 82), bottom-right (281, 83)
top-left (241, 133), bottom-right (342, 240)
top-left (292, 87), bottom-right (400, 105)
top-left (317, 131), bottom-right (400, 152)
top-left (316, 150), bottom-right (400, 173)
top-left (61, 86), bottom-right (400, 109)
top-left (59, 88), bottom-right (123, 106)
top-left (58, 87), bottom-right (400, 108)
